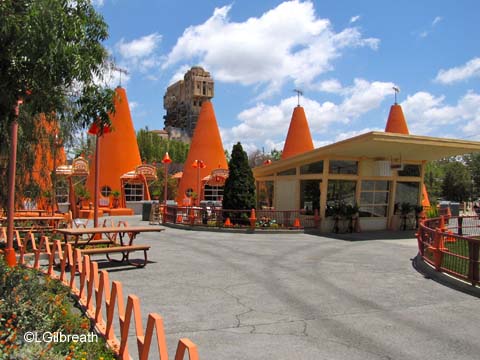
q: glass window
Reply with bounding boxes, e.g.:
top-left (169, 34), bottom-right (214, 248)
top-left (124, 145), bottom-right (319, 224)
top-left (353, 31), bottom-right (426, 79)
top-left (204, 185), bottom-right (224, 202)
top-left (277, 168), bottom-right (296, 176)
top-left (300, 161), bottom-right (324, 174)
top-left (326, 180), bottom-right (356, 216)
top-left (329, 160), bottom-right (358, 174)
top-left (359, 180), bottom-right (390, 217)
top-left (257, 181), bottom-right (274, 209)
top-left (56, 178), bottom-right (69, 204)
top-left (300, 180), bottom-right (321, 215)
top-left (101, 185), bottom-right (112, 197)
top-left (394, 181), bottom-right (420, 214)
top-left (124, 183), bottom-right (144, 201)
top-left (398, 164), bottom-right (421, 177)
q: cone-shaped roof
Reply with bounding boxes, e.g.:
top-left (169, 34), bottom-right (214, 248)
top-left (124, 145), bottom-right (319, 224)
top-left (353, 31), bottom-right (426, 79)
top-left (86, 87), bottom-right (142, 197)
top-left (385, 103), bottom-right (409, 135)
top-left (176, 101), bottom-right (227, 203)
top-left (422, 184), bottom-right (431, 207)
top-left (281, 106), bottom-right (314, 159)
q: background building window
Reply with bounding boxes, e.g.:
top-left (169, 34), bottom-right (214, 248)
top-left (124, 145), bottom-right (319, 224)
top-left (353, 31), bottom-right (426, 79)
top-left (329, 160), bottom-right (358, 174)
top-left (326, 180), bottom-right (356, 215)
top-left (395, 181), bottom-right (420, 213)
top-left (359, 180), bottom-right (390, 217)
top-left (257, 181), bottom-right (274, 209)
top-left (398, 164), bottom-right (421, 177)
top-left (300, 180), bottom-right (321, 215)
top-left (124, 183), bottom-right (144, 201)
top-left (300, 161), bottom-right (324, 174)
top-left (101, 185), bottom-right (112, 197)
top-left (277, 168), bottom-right (296, 176)
top-left (204, 185), bottom-right (224, 202)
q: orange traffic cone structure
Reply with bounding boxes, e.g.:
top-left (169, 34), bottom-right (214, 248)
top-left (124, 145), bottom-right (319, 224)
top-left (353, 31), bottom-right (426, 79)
top-left (224, 217), bottom-right (232, 227)
top-left (293, 218), bottom-right (301, 228)
top-left (176, 101), bottom-right (228, 204)
top-left (249, 208), bottom-right (256, 229)
top-left (281, 106), bottom-right (314, 160)
top-left (176, 214), bottom-right (183, 223)
top-left (385, 103), bottom-right (409, 135)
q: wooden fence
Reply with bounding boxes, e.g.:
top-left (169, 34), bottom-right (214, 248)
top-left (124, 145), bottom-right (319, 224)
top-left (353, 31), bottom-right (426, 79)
top-left (13, 231), bottom-right (199, 360)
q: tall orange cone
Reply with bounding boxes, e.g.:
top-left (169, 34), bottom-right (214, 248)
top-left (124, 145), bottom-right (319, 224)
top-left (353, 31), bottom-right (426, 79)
top-left (249, 208), bottom-right (256, 229)
top-left (176, 101), bottom-right (228, 204)
top-left (281, 106), bottom-right (314, 159)
top-left (385, 103), bottom-right (409, 135)
top-left (224, 217), bottom-right (232, 227)
top-left (86, 86), bottom-right (142, 201)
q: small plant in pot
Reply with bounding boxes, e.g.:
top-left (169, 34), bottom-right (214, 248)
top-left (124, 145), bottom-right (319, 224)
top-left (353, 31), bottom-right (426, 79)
top-left (111, 190), bottom-right (121, 208)
top-left (74, 184), bottom-right (90, 209)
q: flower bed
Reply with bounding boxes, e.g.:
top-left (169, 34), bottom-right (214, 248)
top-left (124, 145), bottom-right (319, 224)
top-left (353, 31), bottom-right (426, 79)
top-left (0, 257), bottom-right (115, 359)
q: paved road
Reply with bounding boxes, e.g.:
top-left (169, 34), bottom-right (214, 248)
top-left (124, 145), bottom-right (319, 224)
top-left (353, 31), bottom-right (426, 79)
top-left (99, 216), bottom-right (480, 360)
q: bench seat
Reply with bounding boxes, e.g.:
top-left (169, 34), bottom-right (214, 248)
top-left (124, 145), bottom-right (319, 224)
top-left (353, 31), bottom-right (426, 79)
top-left (80, 244), bottom-right (150, 267)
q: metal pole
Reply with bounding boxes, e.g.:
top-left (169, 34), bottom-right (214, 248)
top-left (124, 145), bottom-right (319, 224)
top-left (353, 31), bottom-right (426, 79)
top-left (164, 163), bottom-right (168, 204)
top-left (5, 114), bottom-right (19, 266)
top-left (93, 134), bottom-right (100, 227)
top-left (52, 135), bottom-right (57, 215)
top-left (197, 166), bottom-right (200, 206)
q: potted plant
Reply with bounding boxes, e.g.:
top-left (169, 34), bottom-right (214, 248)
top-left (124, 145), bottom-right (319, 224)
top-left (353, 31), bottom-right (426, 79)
top-left (111, 189), bottom-right (121, 208)
top-left (74, 184), bottom-right (90, 209)
top-left (345, 203), bottom-right (360, 233)
top-left (400, 202), bottom-right (413, 230)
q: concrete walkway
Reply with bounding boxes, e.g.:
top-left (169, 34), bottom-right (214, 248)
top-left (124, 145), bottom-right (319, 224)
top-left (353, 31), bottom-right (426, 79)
top-left (98, 216), bottom-right (480, 360)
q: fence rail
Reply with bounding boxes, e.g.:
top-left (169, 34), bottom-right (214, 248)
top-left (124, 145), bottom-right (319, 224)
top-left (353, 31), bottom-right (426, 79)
top-left (11, 231), bottom-right (199, 360)
top-left (417, 215), bottom-right (480, 287)
top-left (163, 206), bottom-right (320, 229)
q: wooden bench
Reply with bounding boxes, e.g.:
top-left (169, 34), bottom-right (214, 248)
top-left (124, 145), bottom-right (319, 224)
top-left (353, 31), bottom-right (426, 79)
top-left (80, 244), bottom-right (150, 267)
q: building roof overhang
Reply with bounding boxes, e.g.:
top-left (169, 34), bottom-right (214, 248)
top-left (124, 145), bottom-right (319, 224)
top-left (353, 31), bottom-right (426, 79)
top-left (253, 131), bottom-right (480, 176)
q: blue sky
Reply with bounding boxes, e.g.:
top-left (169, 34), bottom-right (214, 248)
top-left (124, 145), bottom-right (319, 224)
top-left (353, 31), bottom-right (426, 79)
top-left (94, 0), bottom-right (480, 154)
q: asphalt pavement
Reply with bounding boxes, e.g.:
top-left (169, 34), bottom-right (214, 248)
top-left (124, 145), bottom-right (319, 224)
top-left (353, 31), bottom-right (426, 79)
top-left (96, 215), bottom-right (480, 360)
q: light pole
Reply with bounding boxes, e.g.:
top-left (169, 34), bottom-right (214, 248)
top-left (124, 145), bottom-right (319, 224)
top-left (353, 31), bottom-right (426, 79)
top-left (192, 160), bottom-right (206, 206)
top-left (51, 132), bottom-right (62, 215)
top-left (5, 99), bottom-right (22, 267)
top-left (162, 152), bottom-right (172, 204)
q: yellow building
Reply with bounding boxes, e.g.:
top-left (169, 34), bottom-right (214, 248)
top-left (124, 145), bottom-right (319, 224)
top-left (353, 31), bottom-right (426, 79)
top-left (253, 103), bottom-right (480, 232)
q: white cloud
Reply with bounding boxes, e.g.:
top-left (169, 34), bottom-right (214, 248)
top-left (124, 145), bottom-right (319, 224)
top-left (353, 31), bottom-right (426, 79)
top-left (401, 90), bottom-right (480, 136)
top-left (118, 33), bottom-right (162, 59)
top-left (434, 57), bottom-right (480, 84)
top-left (432, 16), bottom-right (443, 26)
top-left (163, 1), bottom-right (379, 97)
top-left (350, 15), bottom-right (361, 24)
top-left (169, 64), bottom-right (191, 84)
top-left (221, 78), bottom-right (394, 151)
top-left (315, 79), bottom-right (343, 93)
top-left (115, 33), bottom-right (162, 74)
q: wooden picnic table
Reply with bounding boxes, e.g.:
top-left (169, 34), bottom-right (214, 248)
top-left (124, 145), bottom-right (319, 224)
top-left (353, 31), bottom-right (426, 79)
top-left (15, 209), bottom-right (47, 216)
top-left (56, 226), bottom-right (165, 267)
top-left (0, 215), bottom-right (66, 233)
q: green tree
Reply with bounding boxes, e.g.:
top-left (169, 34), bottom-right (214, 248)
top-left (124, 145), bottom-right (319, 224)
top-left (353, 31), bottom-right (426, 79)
top-left (441, 161), bottom-right (471, 202)
top-left (223, 142), bottom-right (256, 212)
top-left (424, 161), bottom-right (445, 201)
top-left (0, 0), bottom-right (115, 209)
top-left (136, 128), bottom-right (189, 164)
top-left (465, 152), bottom-right (480, 199)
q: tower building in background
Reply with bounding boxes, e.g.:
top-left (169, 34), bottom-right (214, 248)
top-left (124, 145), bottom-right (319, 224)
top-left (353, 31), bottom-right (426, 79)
top-left (163, 66), bottom-right (214, 138)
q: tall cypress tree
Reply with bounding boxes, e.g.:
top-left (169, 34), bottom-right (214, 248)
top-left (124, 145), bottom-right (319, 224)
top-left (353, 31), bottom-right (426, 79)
top-left (223, 142), bottom-right (256, 212)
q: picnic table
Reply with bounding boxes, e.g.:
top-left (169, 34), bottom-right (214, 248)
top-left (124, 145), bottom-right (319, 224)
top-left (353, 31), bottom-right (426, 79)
top-left (56, 226), bottom-right (165, 267)
top-left (0, 215), bottom-right (66, 234)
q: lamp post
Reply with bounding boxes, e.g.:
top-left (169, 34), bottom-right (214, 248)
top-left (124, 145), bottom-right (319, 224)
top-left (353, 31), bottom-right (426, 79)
top-left (88, 121), bottom-right (110, 228)
top-left (161, 152), bottom-right (172, 204)
top-left (192, 160), bottom-right (206, 206)
top-left (51, 132), bottom-right (62, 215)
top-left (5, 99), bottom-right (22, 267)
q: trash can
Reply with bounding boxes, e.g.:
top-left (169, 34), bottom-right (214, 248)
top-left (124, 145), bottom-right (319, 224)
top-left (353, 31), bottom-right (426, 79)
top-left (449, 202), bottom-right (460, 216)
top-left (142, 201), bottom-right (153, 221)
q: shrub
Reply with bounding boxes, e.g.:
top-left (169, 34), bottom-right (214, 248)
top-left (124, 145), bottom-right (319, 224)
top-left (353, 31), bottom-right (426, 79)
top-left (0, 258), bottom-right (114, 359)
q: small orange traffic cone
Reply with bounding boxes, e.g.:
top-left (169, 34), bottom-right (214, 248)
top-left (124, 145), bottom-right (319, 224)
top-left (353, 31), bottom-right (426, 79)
top-left (293, 218), bottom-right (301, 228)
top-left (176, 214), bottom-right (183, 223)
top-left (224, 217), bottom-right (232, 227)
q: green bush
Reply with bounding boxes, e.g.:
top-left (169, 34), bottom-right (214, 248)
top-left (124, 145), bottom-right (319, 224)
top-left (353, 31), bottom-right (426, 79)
top-left (0, 258), bottom-right (114, 359)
